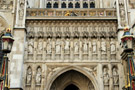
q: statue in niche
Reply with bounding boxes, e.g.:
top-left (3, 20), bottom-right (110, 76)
top-left (64, 38), bottom-right (70, 51)
top-left (92, 41), bottom-right (97, 53)
top-left (103, 67), bottom-right (109, 85)
top-left (37, 38), bottom-right (43, 53)
top-left (74, 40), bottom-right (79, 53)
top-left (19, 0), bottom-right (24, 20)
top-left (36, 67), bottom-right (42, 85)
top-left (120, 5), bottom-right (126, 27)
top-left (55, 39), bottom-right (61, 54)
top-left (101, 39), bottom-right (106, 54)
top-left (28, 39), bottom-right (34, 54)
top-left (46, 38), bottom-right (52, 54)
top-left (83, 39), bottom-right (88, 53)
top-left (26, 67), bottom-right (32, 85)
top-left (113, 67), bottom-right (119, 84)
top-left (110, 39), bottom-right (116, 54)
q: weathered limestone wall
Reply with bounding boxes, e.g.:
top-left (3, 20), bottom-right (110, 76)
top-left (10, 29), bottom-right (26, 89)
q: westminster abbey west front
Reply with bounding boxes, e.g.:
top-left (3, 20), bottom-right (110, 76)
top-left (0, 0), bottom-right (135, 90)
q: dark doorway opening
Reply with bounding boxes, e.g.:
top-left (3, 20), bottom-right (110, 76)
top-left (64, 84), bottom-right (79, 90)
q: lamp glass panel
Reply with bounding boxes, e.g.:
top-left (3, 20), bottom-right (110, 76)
top-left (3, 40), bottom-right (8, 50)
top-left (8, 41), bottom-right (13, 51)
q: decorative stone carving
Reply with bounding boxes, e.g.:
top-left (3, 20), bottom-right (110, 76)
top-left (55, 39), bottom-right (61, 54)
top-left (74, 40), bottom-right (79, 54)
top-left (28, 39), bottom-right (34, 54)
top-left (112, 67), bottom-right (119, 90)
top-left (19, 8), bottom-right (24, 20)
top-left (83, 39), bottom-right (88, 53)
top-left (47, 66), bottom-right (64, 80)
top-left (103, 67), bottom-right (109, 85)
top-left (26, 67), bottom-right (32, 85)
top-left (19, 0), bottom-right (25, 20)
top-left (92, 41), bottom-right (97, 53)
top-left (113, 67), bottom-right (119, 84)
top-left (64, 38), bottom-right (70, 52)
top-left (83, 66), bottom-right (97, 77)
top-left (110, 39), bottom-right (116, 54)
top-left (15, 0), bottom-right (26, 27)
top-left (46, 38), bottom-right (52, 54)
top-left (88, 81), bottom-right (95, 90)
top-left (119, 3), bottom-right (126, 27)
top-left (37, 38), bottom-right (43, 54)
top-left (27, 27), bottom-right (35, 38)
top-left (101, 39), bottom-right (106, 54)
top-left (35, 67), bottom-right (42, 85)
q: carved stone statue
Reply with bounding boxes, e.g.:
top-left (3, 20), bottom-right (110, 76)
top-left (36, 67), bottom-right (42, 85)
top-left (26, 67), bottom-right (32, 85)
top-left (110, 39), bottom-right (116, 54)
top-left (83, 39), bottom-right (88, 53)
top-left (55, 39), bottom-right (61, 54)
top-left (46, 38), bottom-right (52, 54)
top-left (65, 38), bottom-right (70, 50)
top-left (113, 68), bottom-right (119, 84)
top-left (103, 67), bottom-right (109, 85)
top-left (38, 39), bottom-right (43, 53)
top-left (74, 40), bottom-right (79, 53)
top-left (120, 5), bottom-right (126, 27)
top-left (28, 39), bottom-right (34, 54)
top-left (101, 39), bottom-right (106, 54)
top-left (92, 41), bottom-right (97, 53)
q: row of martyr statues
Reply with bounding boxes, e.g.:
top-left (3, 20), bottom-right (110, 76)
top-left (103, 66), bottom-right (119, 90)
top-left (27, 38), bottom-right (116, 55)
top-left (25, 65), bottom-right (119, 89)
top-left (26, 67), bottom-right (42, 85)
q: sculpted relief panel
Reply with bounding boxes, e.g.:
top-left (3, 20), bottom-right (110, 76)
top-left (25, 21), bottom-right (118, 62)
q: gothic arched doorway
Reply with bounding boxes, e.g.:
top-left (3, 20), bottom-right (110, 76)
top-left (64, 84), bottom-right (79, 90)
top-left (50, 70), bottom-right (95, 90)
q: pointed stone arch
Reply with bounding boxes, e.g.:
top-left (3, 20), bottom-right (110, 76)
top-left (46, 66), bottom-right (99, 90)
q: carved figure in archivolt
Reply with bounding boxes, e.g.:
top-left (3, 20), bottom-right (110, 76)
top-left (103, 67), bottom-right (109, 85)
top-left (36, 67), bottom-right (42, 85)
top-left (74, 40), bottom-right (79, 53)
top-left (101, 39), bottom-right (106, 53)
top-left (110, 39), bottom-right (116, 54)
top-left (28, 39), bottom-right (34, 54)
top-left (92, 41), bottom-right (97, 53)
top-left (64, 38), bottom-right (70, 51)
top-left (46, 38), bottom-right (52, 54)
top-left (55, 39), bottom-right (61, 54)
top-left (26, 67), bottom-right (32, 85)
top-left (83, 39), bottom-right (88, 53)
top-left (88, 81), bottom-right (95, 90)
top-left (37, 38), bottom-right (43, 53)
top-left (113, 67), bottom-right (119, 84)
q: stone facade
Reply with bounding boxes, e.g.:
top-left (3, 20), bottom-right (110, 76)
top-left (0, 0), bottom-right (135, 90)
